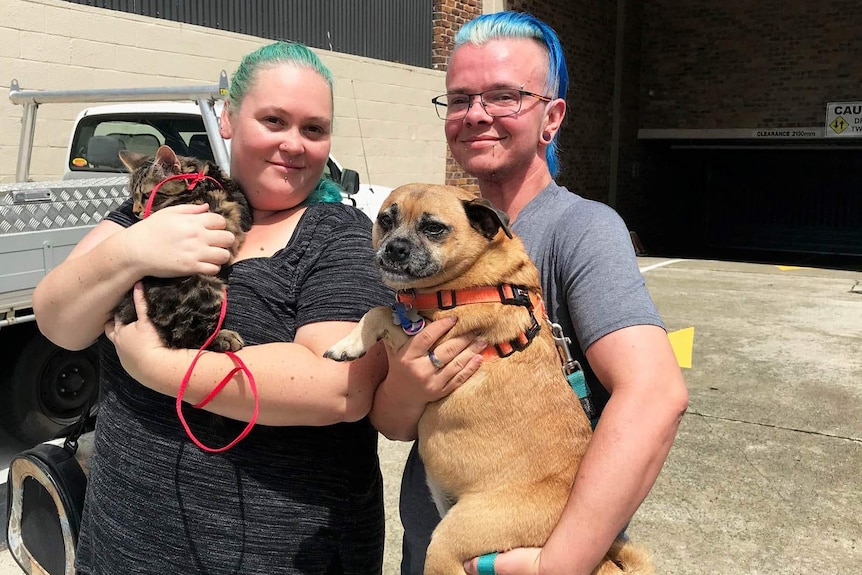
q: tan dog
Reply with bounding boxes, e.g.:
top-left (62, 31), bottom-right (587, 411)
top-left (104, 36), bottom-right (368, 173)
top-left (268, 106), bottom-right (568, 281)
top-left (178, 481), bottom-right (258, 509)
top-left (324, 183), bottom-right (653, 575)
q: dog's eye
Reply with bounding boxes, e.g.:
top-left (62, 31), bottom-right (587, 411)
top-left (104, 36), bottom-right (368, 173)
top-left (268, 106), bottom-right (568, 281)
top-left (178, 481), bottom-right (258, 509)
top-left (377, 213), bottom-right (393, 230)
top-left (422, 222), bottom-right (448, 237)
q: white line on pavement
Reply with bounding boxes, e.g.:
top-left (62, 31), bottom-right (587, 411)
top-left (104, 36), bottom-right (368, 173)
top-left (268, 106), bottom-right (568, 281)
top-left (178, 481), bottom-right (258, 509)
top-left (639, 258), bottom-right (685, 273)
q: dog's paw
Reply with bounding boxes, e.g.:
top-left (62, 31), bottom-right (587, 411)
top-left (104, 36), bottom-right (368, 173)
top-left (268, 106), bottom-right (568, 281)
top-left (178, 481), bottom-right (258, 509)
top-left (210, 329), bottom-right (244, 352)
top-left (323, 336), bottom-right (368, 362)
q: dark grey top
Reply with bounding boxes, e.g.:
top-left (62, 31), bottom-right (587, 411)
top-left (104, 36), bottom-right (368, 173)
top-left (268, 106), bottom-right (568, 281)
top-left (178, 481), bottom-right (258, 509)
top-left (76, 200), bottom-right (392, 575)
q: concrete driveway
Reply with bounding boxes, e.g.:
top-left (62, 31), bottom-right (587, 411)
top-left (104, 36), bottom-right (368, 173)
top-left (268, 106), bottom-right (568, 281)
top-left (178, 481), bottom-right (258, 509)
top-left (377, 257), bottom-right (861, 575)
top-left (621, 258), bottom-right (860, 574)
top-left (2, 257), bottom-right (860, 574)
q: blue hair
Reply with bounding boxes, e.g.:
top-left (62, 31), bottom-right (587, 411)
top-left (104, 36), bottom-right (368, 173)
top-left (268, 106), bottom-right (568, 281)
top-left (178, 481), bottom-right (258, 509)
top-left (454, 12), bottom-right (569, 178)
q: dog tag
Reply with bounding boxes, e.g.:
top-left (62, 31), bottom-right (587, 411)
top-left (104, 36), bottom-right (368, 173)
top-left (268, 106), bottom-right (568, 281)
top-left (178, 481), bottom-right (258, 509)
top-left (391, 302), bottom-right (425, 335)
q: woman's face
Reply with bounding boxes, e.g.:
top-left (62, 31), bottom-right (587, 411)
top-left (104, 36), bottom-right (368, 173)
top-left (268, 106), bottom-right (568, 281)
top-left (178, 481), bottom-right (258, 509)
top-left (220, 64), bottom-right (333, 212)
top-left (444, 38), bottom-right (553, 182)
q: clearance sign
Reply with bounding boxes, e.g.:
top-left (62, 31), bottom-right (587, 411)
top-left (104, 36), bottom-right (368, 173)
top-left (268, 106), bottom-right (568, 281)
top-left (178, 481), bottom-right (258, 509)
top-left (826, 102), bottom-right (862, 137)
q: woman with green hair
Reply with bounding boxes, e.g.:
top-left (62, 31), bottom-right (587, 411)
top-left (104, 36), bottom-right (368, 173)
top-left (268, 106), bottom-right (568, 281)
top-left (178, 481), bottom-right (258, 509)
top-left (34, 41), bottom-right (391, 574)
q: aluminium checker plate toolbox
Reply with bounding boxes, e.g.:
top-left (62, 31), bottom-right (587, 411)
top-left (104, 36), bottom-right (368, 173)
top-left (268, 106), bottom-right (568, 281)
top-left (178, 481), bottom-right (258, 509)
top-left (0, 177), bottom-right (129, 235)
top-left (0, 178), bottom-right (129, 309)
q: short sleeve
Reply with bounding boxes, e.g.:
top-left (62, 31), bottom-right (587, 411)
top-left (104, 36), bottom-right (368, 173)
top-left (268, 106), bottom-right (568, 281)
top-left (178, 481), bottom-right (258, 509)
top-left (104, 198), bottom-right (137, 229)
top-left (555, 201), bottom-right (664, 350)
top-left (294, 206), bottom-right (393, 327)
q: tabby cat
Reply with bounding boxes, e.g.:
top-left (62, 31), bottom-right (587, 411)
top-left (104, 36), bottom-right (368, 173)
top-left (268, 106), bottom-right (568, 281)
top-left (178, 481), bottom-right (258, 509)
top-left (116, 145), bottom-right (253, 352)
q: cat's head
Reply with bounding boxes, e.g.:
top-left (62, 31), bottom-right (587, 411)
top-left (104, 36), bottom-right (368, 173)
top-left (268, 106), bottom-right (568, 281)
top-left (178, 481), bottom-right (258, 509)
top-left (119, 145), bottom-right (222, 217)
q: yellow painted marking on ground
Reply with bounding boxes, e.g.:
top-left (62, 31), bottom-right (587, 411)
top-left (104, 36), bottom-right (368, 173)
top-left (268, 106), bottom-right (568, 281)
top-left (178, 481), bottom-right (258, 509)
top-left (668, 327), bottom-right (694, 368)
top-left (776, 265), bottom-right (804, 271)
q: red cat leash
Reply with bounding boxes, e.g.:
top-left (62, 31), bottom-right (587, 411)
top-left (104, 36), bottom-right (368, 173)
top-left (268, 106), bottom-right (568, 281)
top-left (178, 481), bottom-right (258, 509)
top-left (174, 286), bottom-right (260, 453)
top-left (142, 172), bottom-right (221, 218)
top-left (142, 170), bottom-right (259, 452)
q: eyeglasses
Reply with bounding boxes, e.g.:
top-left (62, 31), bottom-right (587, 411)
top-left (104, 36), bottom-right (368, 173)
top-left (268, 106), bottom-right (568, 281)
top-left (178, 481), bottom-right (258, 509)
top-left (432, 88), bottom-right (553, 121)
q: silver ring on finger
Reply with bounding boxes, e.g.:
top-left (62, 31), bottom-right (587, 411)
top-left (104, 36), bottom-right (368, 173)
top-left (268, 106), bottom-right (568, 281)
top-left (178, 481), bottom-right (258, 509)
top-left (428, 350), bottom-right (444, 370)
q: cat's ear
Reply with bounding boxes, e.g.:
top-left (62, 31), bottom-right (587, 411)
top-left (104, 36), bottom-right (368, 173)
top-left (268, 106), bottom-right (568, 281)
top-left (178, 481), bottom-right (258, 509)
top-left (155, 145), bottom-right (182, 174)
top-left (118, 150), bottom-right (150, 172)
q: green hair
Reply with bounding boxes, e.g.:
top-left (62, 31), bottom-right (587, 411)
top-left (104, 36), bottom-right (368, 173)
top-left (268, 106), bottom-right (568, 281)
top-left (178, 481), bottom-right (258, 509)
top-left (230, 41), bottom-right (343, 205)
top-left (304, 177), bottom-right (345, 205)
top-left (229, 41), bottom-right (334, 107)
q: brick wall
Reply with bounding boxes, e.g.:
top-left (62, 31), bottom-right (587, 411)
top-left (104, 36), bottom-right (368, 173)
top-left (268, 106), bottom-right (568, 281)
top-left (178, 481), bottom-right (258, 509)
top-left (512, 1), bottom-right (617, 202)
top-left (640, 0), bottom-right (862, 129)
top-left (431, 1), bottom-right (862, 240)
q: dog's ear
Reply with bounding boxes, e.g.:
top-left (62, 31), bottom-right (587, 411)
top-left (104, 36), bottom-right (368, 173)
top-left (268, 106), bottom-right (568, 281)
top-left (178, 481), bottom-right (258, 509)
top-left (462, 198), bottom-right (513, 240)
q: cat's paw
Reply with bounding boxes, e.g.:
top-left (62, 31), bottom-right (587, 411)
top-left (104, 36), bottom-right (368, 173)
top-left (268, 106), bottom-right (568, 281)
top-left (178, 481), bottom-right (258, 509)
top-left (211, 329), bottom-right (244, 352)
top-left (323, 334), bottom-right (367, 362)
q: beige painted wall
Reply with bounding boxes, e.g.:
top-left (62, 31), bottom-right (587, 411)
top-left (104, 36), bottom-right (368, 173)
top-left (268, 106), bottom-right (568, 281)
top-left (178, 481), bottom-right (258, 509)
top-left (0, 0), bottom-right (447, 186)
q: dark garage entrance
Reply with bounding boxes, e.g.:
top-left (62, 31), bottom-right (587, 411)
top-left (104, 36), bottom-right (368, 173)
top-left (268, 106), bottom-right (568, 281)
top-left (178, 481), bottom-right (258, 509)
top-left (640, 142), bottom-right (862, 263)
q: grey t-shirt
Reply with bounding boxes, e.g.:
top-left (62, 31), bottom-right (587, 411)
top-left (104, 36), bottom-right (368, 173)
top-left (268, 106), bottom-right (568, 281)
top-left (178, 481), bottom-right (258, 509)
top-left (399, 181), bottom-right (664, 575)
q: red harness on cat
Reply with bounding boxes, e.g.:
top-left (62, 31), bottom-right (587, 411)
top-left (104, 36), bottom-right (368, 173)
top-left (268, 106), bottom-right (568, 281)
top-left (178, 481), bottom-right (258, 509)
top-left (142, 172), bottom-right (222, 218)
top-left (142, 171), bottom-right (259, 453)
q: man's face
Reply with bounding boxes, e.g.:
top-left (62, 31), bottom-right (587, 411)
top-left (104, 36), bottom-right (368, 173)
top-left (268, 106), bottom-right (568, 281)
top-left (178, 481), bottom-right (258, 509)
top-left (444, 38), bottom-right (551, 181)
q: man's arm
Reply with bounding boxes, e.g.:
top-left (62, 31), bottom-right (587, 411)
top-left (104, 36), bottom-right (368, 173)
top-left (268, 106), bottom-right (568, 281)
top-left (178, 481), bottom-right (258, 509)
top-left (465, 324), bottom-right (688, 575)
top-left (539, 324), bottom-right (687, 574)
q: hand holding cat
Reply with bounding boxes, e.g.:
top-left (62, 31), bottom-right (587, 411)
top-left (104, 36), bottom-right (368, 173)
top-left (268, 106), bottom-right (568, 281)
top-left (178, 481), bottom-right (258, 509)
top-left (126, 203), bottom-right (237, 278)
top-left (106, 281), bottom-right (175, 385)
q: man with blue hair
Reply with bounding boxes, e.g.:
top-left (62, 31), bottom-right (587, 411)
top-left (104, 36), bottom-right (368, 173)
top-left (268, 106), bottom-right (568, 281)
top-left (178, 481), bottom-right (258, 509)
top-left (371, 11), bottom-right (688, 575)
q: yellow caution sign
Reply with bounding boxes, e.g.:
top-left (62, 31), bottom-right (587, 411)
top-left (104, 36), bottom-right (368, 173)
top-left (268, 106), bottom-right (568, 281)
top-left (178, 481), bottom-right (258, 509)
top-left (829, 116), bottom-right (848, 135)
top-left (668, 327), bottom-right (694, 369)
top-left (826, 102), bottom-right (862, 137)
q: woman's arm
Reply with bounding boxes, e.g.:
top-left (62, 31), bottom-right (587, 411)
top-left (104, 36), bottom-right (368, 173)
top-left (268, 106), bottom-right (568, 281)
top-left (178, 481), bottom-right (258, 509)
top-left (106, 284), bottom-right (389, 425)
top-left (34, 203), bottom-right (234, 350)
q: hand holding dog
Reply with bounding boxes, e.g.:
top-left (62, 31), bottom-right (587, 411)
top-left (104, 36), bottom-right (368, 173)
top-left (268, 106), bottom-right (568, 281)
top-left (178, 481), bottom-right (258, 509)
top-left (370, 315), bottom-right (486, 441)
top-left (464, 548), bottom-right (542, 575)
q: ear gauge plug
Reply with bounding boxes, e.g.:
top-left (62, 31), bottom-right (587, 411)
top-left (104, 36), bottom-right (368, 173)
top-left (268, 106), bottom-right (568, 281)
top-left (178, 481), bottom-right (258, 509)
top-left (542, 132), bottom-right (553, 143)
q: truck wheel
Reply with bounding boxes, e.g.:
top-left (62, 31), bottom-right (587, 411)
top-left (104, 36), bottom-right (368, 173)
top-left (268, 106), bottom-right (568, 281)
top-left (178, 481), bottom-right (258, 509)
top-left (0, 332), bottom-right (100, 445)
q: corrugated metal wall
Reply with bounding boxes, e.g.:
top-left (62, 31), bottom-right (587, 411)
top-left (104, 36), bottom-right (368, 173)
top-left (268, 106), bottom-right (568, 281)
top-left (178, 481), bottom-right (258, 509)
top-left (64, 0), bottom-right (432, 68)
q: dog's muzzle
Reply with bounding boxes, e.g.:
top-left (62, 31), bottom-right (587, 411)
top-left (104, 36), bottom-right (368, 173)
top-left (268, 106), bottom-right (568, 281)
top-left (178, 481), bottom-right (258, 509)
top-left (376, 237), bottom-right (440, 282)
top-left (383, 237), bottom-right (412, 263)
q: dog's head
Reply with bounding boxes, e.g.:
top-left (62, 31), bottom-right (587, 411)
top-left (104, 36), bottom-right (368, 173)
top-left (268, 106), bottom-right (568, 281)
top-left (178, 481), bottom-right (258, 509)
top-left (372, 183), bottom-right (513, 290)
